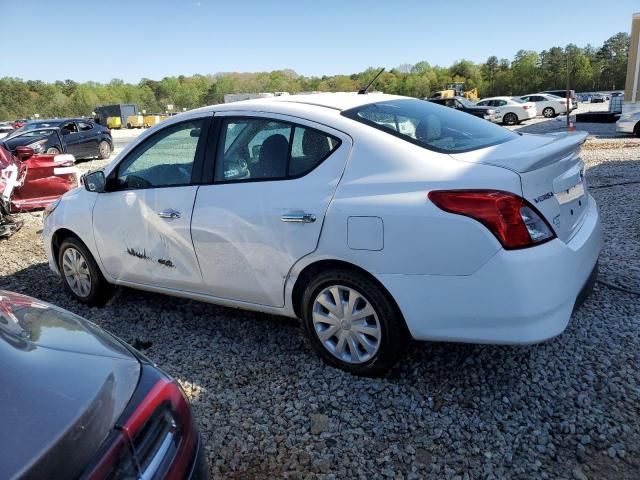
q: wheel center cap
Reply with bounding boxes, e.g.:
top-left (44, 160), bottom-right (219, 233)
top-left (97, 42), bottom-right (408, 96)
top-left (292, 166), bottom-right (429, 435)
top-left (340, 319), bottom-right (351, 330)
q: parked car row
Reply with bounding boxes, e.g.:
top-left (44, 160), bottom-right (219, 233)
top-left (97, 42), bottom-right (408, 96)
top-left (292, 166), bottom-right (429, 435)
top-left (427, 91), bottom-right (575, 126)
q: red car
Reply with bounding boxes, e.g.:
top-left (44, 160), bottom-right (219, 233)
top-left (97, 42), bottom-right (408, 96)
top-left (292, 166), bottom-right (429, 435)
top-left (0, 144), bottom-right (79, 213)
top-left (11, 119), bottom-right (29, 130)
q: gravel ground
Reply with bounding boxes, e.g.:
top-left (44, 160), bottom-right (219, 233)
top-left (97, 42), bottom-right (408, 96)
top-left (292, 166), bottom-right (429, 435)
top-left (1, 125), bottom-right (639, 479)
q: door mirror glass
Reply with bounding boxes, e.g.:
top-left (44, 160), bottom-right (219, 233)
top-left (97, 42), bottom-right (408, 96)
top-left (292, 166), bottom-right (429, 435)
top-left (83, 171), bottom-right (106, 192)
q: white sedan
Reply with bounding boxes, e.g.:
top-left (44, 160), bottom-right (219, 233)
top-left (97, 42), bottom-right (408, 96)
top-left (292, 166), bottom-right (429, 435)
top-left (476, 97), bottom-right (537, 125)
top-left (519, 93), bottom-right (570, 118)
top-left (43, 93), bottom-right (602, 376)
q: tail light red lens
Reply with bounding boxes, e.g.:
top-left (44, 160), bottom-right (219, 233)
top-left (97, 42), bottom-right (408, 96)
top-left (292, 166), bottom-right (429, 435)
top-left (523, 105), bottom-right (530, 110)
top-left (82, 369), bottom-right (197, 480)
top-left (428, 190), bottom-right (555, 249)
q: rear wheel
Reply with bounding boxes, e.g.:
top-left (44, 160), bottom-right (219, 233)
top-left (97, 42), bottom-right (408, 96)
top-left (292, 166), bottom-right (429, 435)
top-left (46, 147), bottom-right (61, 154)
top-left (503, 112), bottom-right (518, 126)
top-left (634, 122), bottom-right (640, 137)
top-left (543, 107), bottom-right (555, 118)
top-left (58, 237), bottom-right (112, 306)
top-left (301, 269), bottom-right (408, 376)
top-left (98, 140), bottom-right (111, 159)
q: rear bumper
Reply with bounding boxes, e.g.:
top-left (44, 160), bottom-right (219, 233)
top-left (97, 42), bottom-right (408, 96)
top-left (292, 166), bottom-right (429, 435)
top-left (376, 195), bottom-right (602, 344)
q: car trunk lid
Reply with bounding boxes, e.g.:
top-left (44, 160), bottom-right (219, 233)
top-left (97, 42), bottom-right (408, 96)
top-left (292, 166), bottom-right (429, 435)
top-left (450, 131), bottom-right (589, 243)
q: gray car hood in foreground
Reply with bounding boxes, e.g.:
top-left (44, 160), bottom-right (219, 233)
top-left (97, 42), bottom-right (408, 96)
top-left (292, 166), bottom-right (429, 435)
top-left (0, 291), bottom-right (140, 480)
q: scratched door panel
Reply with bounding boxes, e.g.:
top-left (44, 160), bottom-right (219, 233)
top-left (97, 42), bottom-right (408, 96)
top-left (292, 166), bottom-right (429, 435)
top-left (93, 186), bottom-right (203, 291)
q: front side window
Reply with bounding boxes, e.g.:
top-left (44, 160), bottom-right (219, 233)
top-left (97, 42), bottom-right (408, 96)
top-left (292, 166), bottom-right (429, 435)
top-left (61, 122), bottom-right (77, 133)
top-left (215, 118), bottom-right (340, 182)
top-left (343, 98), bottom-right (517, 154)
top-left (115, 119), bottom-right (204, 189)
top-left (476, 100), bottom-right (489, 106)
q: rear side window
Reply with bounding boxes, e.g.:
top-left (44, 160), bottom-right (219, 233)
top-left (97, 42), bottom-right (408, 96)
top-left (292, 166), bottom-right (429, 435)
top-left (214, 118), bottom-right (340, 182)
top-left (343, 98), bottom-right (516, 153)
top-left (78, 121), bottom-right (93, 131)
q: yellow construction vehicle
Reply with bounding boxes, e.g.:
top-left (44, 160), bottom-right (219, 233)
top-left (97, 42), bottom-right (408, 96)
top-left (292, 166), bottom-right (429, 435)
top-left (432, 83), bottom-right (478, 101)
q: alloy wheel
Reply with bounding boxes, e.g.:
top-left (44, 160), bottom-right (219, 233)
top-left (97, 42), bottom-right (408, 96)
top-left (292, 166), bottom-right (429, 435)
top-left (62, 247), bottom-right (92, 297)
top-left (312, 285), bottom-right (381, 364)
top-left (99, 141), bottom-right (110, 158)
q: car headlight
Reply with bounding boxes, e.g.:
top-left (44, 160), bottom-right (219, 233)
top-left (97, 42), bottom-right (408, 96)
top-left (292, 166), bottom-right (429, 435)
top-left (43, 198), bottom-right (60, 221)
top-left (29, 139), bottom-right (47, 154)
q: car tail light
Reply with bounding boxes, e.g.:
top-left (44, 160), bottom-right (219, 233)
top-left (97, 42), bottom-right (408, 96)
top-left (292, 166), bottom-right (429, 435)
top-left (105, 128), bottom-right (111, 135)
top-left (428, 190), bottom-right (555, 249)
top-left (522, 105), bottom-right (530, 110)
top-left (81, 367), bottom-right (197, 479)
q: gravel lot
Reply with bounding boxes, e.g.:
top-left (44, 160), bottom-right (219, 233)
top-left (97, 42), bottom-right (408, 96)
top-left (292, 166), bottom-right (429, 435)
top-left (1, 115), bottom-right (639, 479)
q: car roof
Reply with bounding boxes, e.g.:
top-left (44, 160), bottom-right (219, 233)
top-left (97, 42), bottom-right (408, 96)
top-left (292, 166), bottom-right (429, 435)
top-left (480, 96), bottom-right (511, 101)
top-left (194, 92), bottom-right (407, 114)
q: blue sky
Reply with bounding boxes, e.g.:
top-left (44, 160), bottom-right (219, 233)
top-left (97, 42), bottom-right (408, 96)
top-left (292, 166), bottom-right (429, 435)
top-left (1, 0), bottom-right (638, 83)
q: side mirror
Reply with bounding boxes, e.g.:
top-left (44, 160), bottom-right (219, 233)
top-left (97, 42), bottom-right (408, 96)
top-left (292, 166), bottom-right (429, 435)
top-left (15, 146), bottom-right (34, 161)
top-left (83, 170), bottom-right (106, 193)
top-left (60, 129), bottom-right (71, 136)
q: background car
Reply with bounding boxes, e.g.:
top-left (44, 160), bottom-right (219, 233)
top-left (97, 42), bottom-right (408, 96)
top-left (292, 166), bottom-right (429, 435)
top-left (5, 118), bottom-right (112, 159)
top-left (426, 96), bottom-right (499, 121)
top-left (590, 93), bottom-right (606, 103)
top-left (44, 93), bottom-right (601, 376)
top-left (11, 119), bottom-right (29, 129)
top-left (0, 121), bottom-right (13, 138)
top-left (0, 290), bottom-right (207, 479)
top-left (518, 93), bottom-right (569, 117)
top-left (543, 89), bottom-right (578, 110)
top-left (475, 96), bottom-right (537, 125)
top-left (2, 127), bottom-right (66, 155)
top-left (616, 110), bottom-right (640, 136)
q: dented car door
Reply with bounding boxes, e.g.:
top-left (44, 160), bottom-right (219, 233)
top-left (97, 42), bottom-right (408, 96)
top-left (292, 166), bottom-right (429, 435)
top-left (92, 116), bottom-right (210, 291)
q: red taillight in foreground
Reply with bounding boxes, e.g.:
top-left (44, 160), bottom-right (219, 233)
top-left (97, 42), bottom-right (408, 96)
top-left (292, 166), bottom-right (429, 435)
top-left (428, 190), bottom-right (555, 249)
top-left (82, 370), bottom-right (197, 480)
top-left (522, 105), bottom-right (530, 110)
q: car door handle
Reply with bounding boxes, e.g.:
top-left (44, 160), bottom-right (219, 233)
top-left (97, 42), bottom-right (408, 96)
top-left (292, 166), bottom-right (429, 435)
top-left (158, 209), bottom-right (181, 219)
top-left (281, 213), bottom-right (316, 223)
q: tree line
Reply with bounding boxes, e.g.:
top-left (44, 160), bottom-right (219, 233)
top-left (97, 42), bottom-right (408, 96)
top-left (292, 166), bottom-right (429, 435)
top-left (0, 32), bottom-right (629, 120)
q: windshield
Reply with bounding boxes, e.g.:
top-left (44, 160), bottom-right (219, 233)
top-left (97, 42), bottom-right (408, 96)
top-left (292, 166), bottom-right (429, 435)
top-left (512, 97), bottom-right (526, 104)
top-left (342, 98), bottom-right (516, 154)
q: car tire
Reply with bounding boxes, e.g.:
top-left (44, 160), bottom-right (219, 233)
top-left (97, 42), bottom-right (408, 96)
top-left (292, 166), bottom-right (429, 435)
top-left (542, 107), bottom-right (555, 118)
top-left (634, 123), bottom-right (640, 137)
top-left (301, 269), bottom-right (409, 376)
top-left (58, 237), bottom-right (113, 306)
top-left (46, 147), bottom-right (61, 154)
top-left (503, 113), bottom-right (518, 126)
top-left (98, 140), bottom-right (112, 160)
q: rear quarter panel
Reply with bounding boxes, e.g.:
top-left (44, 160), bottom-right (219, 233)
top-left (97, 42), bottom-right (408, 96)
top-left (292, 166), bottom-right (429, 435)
top-left (303, 127), bottom-right (523, 277)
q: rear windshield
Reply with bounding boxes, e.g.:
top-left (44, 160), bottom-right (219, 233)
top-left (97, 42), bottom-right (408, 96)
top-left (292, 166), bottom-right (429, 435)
top-left (342, 98), bottom-right (516, 153)
top-left (512, 97), bottom-right (526, 104)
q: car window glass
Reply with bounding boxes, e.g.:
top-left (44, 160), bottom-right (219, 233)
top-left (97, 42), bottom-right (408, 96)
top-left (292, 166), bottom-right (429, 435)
top-left (343, 98), bottom-right (516, 154)
top-left (61, 122), bottom-right (77, 133)
top-left (78, 121), bottom-right (93, 131)
top-left (116, 119), bottom-right (203, 189)
top-left (497, 100), bottom-right (507, 106)
top-left (476, 100), bottom-right (488, 106)
top-left (289, 127), bottom-right (340, 176)
top-left (215, 118), bottom-right (339, 182)
top-left (215, 119), bottom-right (291, 182)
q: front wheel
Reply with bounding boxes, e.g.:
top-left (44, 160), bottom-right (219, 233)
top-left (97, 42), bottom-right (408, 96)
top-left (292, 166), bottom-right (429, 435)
top-left (98, 140), bottom-right (112, 159)
top-left (543, 107), bottom-right (555, 118)
top-left (58, 237), bottom-right (113, 306)
top-left (46, 147), bottom-right (61, 155)
top-left (503, 112), bottom-right (518, 126)
top-left (634, 122), bottom-right (640, 137)
top-left (301, 269), bottom-right (408, 376)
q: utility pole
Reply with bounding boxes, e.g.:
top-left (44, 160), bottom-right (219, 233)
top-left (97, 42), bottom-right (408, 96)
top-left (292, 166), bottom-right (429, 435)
top-left (566, 51), bottom-right (572, 130)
